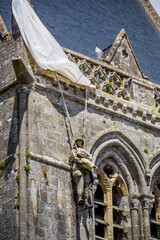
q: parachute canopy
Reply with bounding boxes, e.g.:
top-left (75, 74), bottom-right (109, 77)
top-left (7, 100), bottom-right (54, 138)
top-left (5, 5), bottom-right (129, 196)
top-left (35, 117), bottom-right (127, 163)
top-left (12, 0), bottom-right (93, 87)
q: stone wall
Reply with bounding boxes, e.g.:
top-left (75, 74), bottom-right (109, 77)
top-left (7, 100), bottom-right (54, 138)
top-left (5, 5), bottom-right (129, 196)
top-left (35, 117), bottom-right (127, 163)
top-left (26, 77), bottom-right (159, 239)
top-left (0, 30), bottom-right (30, 239)
top-left (28, 87), bottom-right (160, 164)
top-left (0, 35), bottom-right (19, 239)
top-left (0, 154), bottom-right (18, 240)
top-left (1, 16), bottom-right (160, 239)
top-left (27, 158), bottom-right (77, 240)
top-left (0, 91), bottom-right (19, 238)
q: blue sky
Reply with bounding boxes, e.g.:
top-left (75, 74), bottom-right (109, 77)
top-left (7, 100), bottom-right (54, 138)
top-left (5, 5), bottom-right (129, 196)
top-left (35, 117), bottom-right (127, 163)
top-left (150, 0), bottom-right (160, 16)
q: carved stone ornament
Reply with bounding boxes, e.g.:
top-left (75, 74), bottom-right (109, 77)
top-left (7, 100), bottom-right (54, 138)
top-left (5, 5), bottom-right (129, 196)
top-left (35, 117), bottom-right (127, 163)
top-left (129, 198), bottom-right (139, 210)
top-left (154, 87), bottom-right (160, 107)
top-left (66, 52), bottom-right (132, 101)
top-left (141, 199), bottom-right (151, 210)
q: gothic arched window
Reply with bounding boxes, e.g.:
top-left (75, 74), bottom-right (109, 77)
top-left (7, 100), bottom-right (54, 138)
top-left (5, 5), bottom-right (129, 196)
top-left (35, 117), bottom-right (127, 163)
top-left (150, 179), bottom-right (160, 239)
top-left (94, 164), bottom-right (129, 240)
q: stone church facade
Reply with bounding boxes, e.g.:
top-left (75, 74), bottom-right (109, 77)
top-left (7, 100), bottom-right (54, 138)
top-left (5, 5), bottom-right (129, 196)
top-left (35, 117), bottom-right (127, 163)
top-left (1, 2), bottom-right (160, 240)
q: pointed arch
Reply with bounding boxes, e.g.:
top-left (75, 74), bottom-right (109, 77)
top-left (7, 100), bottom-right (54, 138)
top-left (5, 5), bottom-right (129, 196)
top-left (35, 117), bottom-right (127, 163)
top-left (112, 174), bottom-right (128, 196)
top-left (90, 131), bottom-right (146, 194)
top-left (149, 153), bottom-right (160, 192)
top-left (149, 152), bottom-right (160, 170)
top-left (149, 153), bottom-right (160, 238)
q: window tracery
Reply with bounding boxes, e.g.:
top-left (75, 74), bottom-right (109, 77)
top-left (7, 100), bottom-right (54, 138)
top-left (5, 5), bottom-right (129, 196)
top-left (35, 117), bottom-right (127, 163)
top-left (150, 179), bottom-right (160, 239)
top-left (94, 165), bottom-right (129, 240)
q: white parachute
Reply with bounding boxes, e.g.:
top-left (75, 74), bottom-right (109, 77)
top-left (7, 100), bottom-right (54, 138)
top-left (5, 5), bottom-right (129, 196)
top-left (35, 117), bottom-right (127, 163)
top-left (12, 0), bottom-right (93, 87)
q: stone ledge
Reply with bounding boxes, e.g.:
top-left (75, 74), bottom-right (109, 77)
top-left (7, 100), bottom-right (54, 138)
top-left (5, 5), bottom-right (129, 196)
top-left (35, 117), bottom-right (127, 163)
top-left (12, 58), bottom-right (34, 84)
top-left (29, 44), bottom-right (160, 110)
top-left (35, 82), bottom-right (160, 132)
top-left (63, 47), bottom-right (158, 87)
top-left (30, 152), bottom-right (71, 172)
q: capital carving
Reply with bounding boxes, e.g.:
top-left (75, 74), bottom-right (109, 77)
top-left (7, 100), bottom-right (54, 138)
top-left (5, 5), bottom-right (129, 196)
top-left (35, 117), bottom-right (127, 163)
top-left (140, 195), bottom-right (154, 211)
top-left (145, 169), bottom-right (151, 179)
top-left (141, 199), bottom-right (151, 210)
top-left (129, 198), bottom-right (139, 210)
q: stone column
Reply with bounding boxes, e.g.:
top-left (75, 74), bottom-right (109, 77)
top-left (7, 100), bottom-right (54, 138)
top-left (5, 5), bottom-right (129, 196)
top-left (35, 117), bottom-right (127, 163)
top-left (156, 196), bottom-right (160, 237)
top-left (129, 197), bottom-right (140, 240)
top-left (104, 187), bottom-right (113, 240)
top-left (17, 86), bottom-right (29, 240)
top-left (141, 196), bottom-right (153, 240)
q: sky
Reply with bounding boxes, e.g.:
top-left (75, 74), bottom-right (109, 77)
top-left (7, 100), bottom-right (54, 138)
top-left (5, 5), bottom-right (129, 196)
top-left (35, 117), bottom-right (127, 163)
top-left (149, 0), bottom-right (160, 16)
top-left (0, 0), bottom-right (160, 84)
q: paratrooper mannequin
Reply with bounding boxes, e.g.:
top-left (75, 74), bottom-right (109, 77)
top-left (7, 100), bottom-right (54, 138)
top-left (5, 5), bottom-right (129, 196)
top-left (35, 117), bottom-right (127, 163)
top-left (70, 138), bottom-right (97, 208)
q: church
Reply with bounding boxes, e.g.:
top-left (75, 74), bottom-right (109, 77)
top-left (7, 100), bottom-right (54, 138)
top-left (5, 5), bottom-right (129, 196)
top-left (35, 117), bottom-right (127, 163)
top-left (0, 0), bottom-right (160, 239)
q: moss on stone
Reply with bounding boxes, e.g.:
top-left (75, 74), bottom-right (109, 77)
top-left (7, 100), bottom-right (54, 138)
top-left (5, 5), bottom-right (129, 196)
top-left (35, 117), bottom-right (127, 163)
top-left (24, 148), bottom-right (31, 172)
top-left (42, 169), bottom-right (49, 184)
top-left (14, 200), bottom-right (20, 209)
top-left (0, 158), bottom-right (10, 170)
top-left (14, 193), bottom-right (20, 209)
top-left (24, 164), bottom-right (31, 171)
top-left (105, 82), bottom-right (113, 93)
top-left (25, 148), bottom-right (30, 161)
top-left (16, 168), bottom-right (19, 184)
top-left (144, 148), bottom-right (148, 154)
top-left (42, 169), bottom-right (47, 177)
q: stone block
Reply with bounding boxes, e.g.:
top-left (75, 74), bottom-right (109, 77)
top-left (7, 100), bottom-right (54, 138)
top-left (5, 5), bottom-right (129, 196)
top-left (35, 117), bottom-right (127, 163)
top-left (46, 230), bottom-right (55, 240)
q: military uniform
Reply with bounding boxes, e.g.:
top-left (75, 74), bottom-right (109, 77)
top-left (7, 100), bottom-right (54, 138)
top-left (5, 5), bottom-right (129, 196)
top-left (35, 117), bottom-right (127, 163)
top-left (71, 148), bottom-right (91, 198)
top-left (70, 145), bottom-right (97, 207)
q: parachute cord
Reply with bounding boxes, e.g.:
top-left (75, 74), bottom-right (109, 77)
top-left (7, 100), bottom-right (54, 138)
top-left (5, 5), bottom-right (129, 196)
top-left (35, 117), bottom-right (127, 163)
top-left (56, 72), bottom-right (75, 142)
top-left (82, 86), bottom-right (88, 148)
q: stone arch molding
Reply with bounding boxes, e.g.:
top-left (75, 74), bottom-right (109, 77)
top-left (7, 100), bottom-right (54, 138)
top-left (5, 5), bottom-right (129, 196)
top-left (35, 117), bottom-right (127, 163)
top-left (90, 131), bottom-right (146, 195)
top-left (149, 152), bottom-right (160, 191)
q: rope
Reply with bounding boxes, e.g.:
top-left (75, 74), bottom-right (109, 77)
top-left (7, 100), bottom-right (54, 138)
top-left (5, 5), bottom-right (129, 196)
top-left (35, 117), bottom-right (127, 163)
top-left (82, 87), bottom-right (88, 147)
top-left (56, 73), bottom-right (75, 140)
top-left (56, 72), bottom-right (88, 148)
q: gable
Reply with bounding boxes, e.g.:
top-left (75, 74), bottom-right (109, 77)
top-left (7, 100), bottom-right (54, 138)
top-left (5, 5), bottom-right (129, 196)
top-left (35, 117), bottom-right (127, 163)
top-left (104, 29), bottom-right (147, 79)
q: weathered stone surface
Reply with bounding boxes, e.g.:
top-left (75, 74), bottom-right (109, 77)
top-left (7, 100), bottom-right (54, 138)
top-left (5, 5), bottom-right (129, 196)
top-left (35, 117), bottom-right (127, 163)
top-left (1, 10), bottom-right (160, 239)
top-left (0, 15), bottom-right (8, 38)
top-left (27, 159), bottom-right (77, 239)
top-left (0, 168), bottom-right (17, 239)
